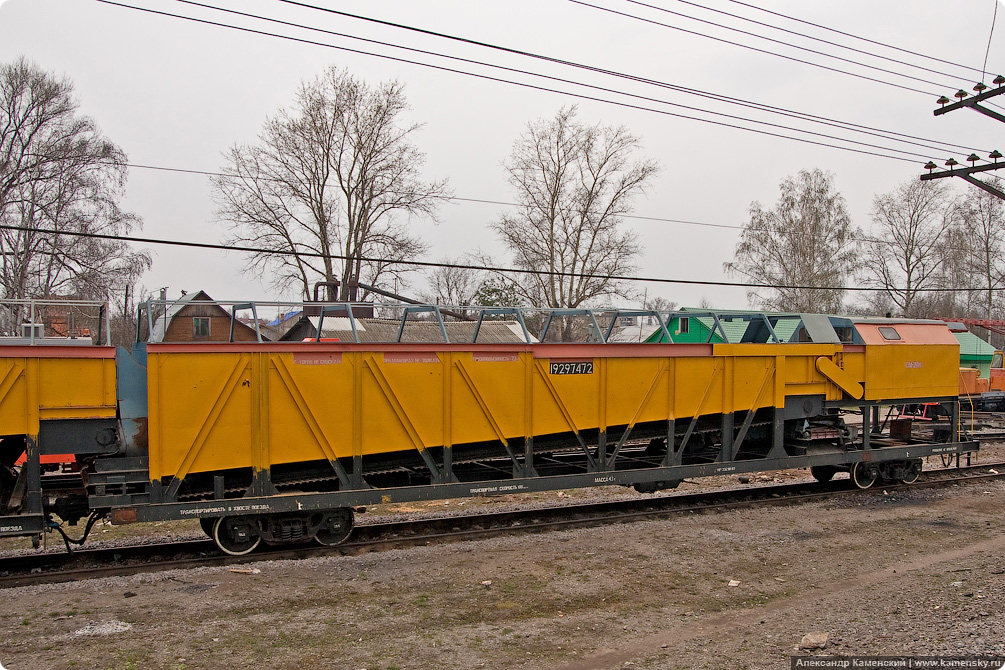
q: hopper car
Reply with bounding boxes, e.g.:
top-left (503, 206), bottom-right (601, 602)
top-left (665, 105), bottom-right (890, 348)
top-left (0, 301), bottom-right (979, 555)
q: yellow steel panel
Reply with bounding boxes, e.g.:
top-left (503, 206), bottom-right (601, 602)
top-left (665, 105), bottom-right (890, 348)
top-left (537, 358), bottom-right (600, 431)
top-left (144, 337), bottom-right (962, 483)
top-left (672, 357), bottom-right (723, 419)
top-left (268, 355), bottom-right (352, 466)
top-left (0, 354), bottom-right (115, 439)
top-left (815, 357), bottom-right (864, 400)
top-left (452, 360), bottom-right (513, 446)
top-left (604, 358), bottom-right (669, 427)
top-left (149, 352), bottom-right (254, 480)
top-left (0, 359), bottom-right (28, 434)
top-left (730, 357), bottom-right (775, 409)
top-left (863, 344), bottom-right (958, 400)
top-left (368, 355), bottom-right (444, 450)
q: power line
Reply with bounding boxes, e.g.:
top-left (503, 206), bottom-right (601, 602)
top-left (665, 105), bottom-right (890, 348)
top-left (263, 0), bottom-right (985, 156)
top-left (565, 0), bottom-right (939, 97)
top-left (984, 0), bottom-right (1000, 82)
top-left (180, 0), bottom-right (936, 159)
top-left (272, 0), bottom-right (979, 155)
top-left (91, 0), bottom-right (921, 163)
top-left (631, 0), bottom-right (974, 85)
top-left (0, 222), bottom-right (973, 294)
top-left (723, 0), bottom-right (990, 77)
top-left (176, 1), bottom-right (928, 159)
top-left (26, 156), bottom-right (997, 261)
top-left (116, 160), bottom-right (983, 252)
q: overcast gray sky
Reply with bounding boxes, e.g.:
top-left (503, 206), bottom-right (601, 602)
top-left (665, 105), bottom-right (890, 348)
top-left (0, 0), bottom-right (1001, 308)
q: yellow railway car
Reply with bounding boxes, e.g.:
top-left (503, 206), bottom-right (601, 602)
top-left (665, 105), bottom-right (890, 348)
top-left (0, 303), bottom-right (979, 555)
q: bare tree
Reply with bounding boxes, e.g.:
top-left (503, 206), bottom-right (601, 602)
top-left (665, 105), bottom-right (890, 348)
top-left (0, 57), bottom-right (149, 302)
top-left (213, 67), bottom-right (448, 300)
top-left (954, 177), bottom-right (1005, 318)
top-left (422, 259), bottom-right (482, 306)
top-left (862, 179), bottom-right (953, 317)
top-left (643, 295), bottom-right (677, 312)
top-left (725, 169), bottom-right (858, 313)
top-left (492, 106), bottom-right (657, 312)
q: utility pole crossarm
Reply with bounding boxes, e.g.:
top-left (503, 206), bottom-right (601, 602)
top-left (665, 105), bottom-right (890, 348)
top-left (920, 161), bottom-right (1005, 181)
top-left (934, 79), bottom-right (1005, 117)
top-left (924, 76), bottom-right (1005, 199)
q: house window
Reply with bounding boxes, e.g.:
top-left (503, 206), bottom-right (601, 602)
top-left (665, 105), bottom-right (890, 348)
top-left (679, 317), bottom-right (689, 334)
top-left (193, 317), bottom-right (210, 338)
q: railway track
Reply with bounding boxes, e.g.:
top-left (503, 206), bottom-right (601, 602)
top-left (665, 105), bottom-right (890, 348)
top-left (2, 461), bottom-right (1003, 589)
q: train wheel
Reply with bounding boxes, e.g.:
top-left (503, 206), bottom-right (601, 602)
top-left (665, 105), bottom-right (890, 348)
top-left (851, 462), bottom-right (877, 490)
top-left (212, 516), bottom-right (261, 556)
top-left (810, 465), bottom-right (837, 483)
top-left (315, 508), bottom-right (354, 546)
top-left (899, 458), bottom-right (923, 484)
top-left (199, 517), bottom-right (215, 538)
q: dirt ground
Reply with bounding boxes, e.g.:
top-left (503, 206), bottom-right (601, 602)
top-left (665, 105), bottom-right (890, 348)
top-left (1, 460), bottom-right (1003, 670)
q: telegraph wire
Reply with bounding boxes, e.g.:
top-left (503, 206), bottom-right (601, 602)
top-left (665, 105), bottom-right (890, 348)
top-left (565, 0), bottom-right (938, 96)
top-left (265, 0), bottom-right (984, 155)
top-left (173, 0), bottom-right (981, 156)
top-left (169, 0), bottom-right (942, 159)
top-left (0, 223), bottom-right (971, 293)
top-left (984, 0), bottom-right (1000, 83)
top-left (92, 0), bottom-right (920, 163)
top-left (630, 0), bottom-right (975, 85)
top-left (114, 160), bottom-right (985, 250)
top-left (116, 161), bottom-right (750, 229)
top-left (281, 0), bottom-right (942, 94)
top-left (723, 0), bottom-right (990, 77)
top-left (574, 0), bottom-right (960, 92)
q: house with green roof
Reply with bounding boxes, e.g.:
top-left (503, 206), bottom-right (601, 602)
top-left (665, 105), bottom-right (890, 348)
top-left (644, 309), bottom-right (802, 344)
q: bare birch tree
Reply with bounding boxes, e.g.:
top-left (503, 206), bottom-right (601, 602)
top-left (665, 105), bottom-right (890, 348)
top-left (862, 179), bottom-right (953, 317)
top-left (0, 57), bottom-right (149, 301)
top-left (423, 260), bottom-right (482, 306)
top-left (213, 67), bottom-right (447, 300)
top-left (954, 177), bottom-right (1005, 318)
top-left (492, 106), bottom-right (656, 311)
top-left (725, 169), bottom-right (858, 313)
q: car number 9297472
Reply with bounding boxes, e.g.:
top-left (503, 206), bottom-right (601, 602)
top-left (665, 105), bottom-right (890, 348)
top-left (549, 361), bottom-right (594, 375)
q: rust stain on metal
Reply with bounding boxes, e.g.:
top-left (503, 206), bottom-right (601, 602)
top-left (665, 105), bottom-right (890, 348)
top-left (110, 507), bottom-right (138, 525)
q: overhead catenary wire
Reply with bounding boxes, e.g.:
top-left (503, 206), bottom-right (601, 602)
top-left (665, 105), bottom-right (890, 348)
top-left (29, 3), bottom-right (988, 293)
top-left (0, 223), bottom-right (979, 294)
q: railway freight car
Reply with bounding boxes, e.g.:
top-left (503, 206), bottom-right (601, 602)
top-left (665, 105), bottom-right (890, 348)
top-left (0, 301), bottom-right (979, 555)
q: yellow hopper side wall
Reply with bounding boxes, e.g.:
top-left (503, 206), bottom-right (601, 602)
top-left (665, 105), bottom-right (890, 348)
top-left (145, 341), bottom-right (897, 482)
top-left (0, 348), bottom-right (117, 437)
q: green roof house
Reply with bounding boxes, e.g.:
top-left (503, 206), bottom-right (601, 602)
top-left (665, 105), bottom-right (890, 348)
top-left (648, 310), bottom-right (801, 344)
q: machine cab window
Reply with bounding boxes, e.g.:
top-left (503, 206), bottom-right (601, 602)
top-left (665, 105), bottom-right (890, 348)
top-left (878, 326), bottom-right (901, 341)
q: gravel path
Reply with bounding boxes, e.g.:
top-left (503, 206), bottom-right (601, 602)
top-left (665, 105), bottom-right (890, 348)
top-left (1, 471), bottom-right (1002, 669)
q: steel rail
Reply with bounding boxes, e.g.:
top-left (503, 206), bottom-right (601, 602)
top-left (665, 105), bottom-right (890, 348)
top-left (1, 462), bottom-right (1002, 588)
